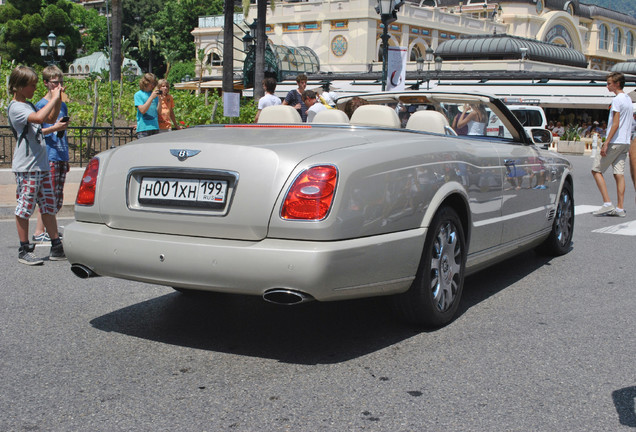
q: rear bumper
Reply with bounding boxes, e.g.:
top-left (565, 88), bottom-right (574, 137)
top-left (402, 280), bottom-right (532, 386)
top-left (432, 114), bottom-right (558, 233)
top-left (64, 221), bottom-right (426, 301)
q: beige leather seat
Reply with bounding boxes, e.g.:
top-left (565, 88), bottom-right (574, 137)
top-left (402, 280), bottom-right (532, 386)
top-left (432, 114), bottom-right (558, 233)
top-left (312, 109), bottom-right (350, 124)
top-left (350, 105), bottom-right (401, 128)
top-left (257, 105), bottom-right (302, 123)
top-left (406, 110), bottom-right (450, 134)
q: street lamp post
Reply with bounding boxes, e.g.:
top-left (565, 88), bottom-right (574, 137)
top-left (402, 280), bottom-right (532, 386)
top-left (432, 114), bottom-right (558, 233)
top-left (416, 56), bottom-right (424, 89)
top-left (376, 0), bottom-right (404, 91)
top-left (242, 20), bottom-right (258, 89)
top-left (435, 56), bottom-right (443, 85)
top-left (39, 31), bottom-right (65, 66)
top-left (425, 47), bottom-right (434, 90)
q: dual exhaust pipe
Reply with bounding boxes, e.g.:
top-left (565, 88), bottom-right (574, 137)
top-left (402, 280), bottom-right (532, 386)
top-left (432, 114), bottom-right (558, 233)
top-left (263, 289), bottom-right (314, 305)
top-left (70, 264), bottom-right (98, 279)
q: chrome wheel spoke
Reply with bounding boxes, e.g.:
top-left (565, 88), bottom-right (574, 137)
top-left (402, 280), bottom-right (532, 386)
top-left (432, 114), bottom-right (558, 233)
top-left (430, 221), bottom-right (461, 312)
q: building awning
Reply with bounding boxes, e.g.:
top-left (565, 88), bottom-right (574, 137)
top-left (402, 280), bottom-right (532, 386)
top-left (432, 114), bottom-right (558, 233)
top-left (611, 61), bottom-right (636, 76)
top-left (435, 80), bottom-right (634, 109)
top-left (243, 42), bottom-right (320, 88)
top-left (436, 34), bottom-right (588, 69)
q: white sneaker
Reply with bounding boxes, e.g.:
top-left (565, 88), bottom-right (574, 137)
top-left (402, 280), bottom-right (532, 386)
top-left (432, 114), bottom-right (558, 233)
top-left (609, 208), bottom-right (626, 218)
top-left (593, 204), bottom-right (615, 216)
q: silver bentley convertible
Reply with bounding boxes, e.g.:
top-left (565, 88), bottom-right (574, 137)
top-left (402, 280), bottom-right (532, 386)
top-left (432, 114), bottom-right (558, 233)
top-left (65, 91), bottom-right (574, 327)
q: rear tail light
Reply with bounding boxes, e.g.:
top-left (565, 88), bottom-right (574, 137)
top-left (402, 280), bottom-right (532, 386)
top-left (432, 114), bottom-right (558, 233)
top-left (76, 158), bottom-right (99, 206)
top-left (281, 165), bottom-right (338, 220)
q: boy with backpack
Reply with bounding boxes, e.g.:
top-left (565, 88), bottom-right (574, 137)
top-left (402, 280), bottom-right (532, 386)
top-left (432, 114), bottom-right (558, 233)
top-left (7, 65), bottom-right (66, 265)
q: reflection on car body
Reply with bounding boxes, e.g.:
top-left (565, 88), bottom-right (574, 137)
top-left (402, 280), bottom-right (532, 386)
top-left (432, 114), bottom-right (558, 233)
top-left (64, 91), bottom-right (574, 328)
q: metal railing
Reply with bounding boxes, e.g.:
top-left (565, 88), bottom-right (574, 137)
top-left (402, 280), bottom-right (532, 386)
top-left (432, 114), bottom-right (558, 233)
top-left (0, 126), bottom-right (136, 168)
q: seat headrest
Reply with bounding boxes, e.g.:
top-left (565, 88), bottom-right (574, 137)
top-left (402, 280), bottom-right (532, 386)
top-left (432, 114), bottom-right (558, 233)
top-left (257, 105), bottom-right (302, 123)
top-left (406, 110), bottom-right (450, 134)
top-left (350, 105), bottom-right (401, 128)
top-left (312, 109), bottom-right (350, 124)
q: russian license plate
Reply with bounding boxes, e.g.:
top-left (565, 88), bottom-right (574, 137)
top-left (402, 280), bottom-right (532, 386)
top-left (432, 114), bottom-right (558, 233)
top-left (139, 177), bottom-right (228, 204)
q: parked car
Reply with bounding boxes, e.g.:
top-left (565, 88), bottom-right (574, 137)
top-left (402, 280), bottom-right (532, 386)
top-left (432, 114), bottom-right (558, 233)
top-left (64, 91), bottom-right (574, 328)
top-left (487, 104), bottom-right (548, 145)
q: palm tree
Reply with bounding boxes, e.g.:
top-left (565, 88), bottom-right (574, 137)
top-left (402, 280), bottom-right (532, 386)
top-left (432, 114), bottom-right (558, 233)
top-left (160, 47), bottom-right (178, 78)
top-left (222, 0), bottom-right (234, 94)
top-left (139, 28), bottom-right (160, 73)
top-left (243, 0), bottom-right (277, 100)
top-left (253, 1), bottom-right (267, 100)
top-left (111, 0), bottom-right (122, 82)
top-left (196, 48), bottom-right (206, 95)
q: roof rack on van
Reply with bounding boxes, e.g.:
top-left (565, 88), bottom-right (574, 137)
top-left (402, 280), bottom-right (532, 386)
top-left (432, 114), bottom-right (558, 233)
top-left (502, 97), bottom-right (541, 105)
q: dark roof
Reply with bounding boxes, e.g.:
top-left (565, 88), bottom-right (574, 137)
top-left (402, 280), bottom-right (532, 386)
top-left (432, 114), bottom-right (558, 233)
top-left (412, 0), bottom-right (636, 25)
top-left (579, 4), bottom-right (636, 25)
top-left (435, 34), bottom-right (588, 68)
top-left (611, 60), bottom-right (636, 75)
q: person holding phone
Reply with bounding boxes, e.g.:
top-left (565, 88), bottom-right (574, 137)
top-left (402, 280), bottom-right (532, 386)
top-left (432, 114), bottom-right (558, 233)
top-left (156, 79), bottom-right (182, 132)
top-left (134, 73), bottom-right (160, 138)
top-left (32, 65), bottom-right (70, 243)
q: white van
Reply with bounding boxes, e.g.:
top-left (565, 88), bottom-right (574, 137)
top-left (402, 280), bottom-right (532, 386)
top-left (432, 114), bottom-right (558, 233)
top-left (486, 105), bottom-right (548, 142)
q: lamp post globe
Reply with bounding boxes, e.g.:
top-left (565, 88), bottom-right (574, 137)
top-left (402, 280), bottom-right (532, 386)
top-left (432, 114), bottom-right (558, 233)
top-left (47, 31), bottom-right (56, 48)
top-left (57, 41), bottom-right (66, 57)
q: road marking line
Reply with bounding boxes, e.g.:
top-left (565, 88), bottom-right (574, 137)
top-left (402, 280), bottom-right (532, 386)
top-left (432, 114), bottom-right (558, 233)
top-left (575, 205), bottom-right (600, 215)
top-left (592, 220), bottom-right (636, 236)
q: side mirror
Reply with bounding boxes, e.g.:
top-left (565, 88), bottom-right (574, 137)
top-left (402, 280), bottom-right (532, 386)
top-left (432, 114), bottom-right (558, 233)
top-left (530, 128), bottom-right (553, 149)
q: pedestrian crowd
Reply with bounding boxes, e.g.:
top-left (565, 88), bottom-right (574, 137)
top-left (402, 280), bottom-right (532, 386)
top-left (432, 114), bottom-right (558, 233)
top-left (547, 120), bottom-right (608, 138)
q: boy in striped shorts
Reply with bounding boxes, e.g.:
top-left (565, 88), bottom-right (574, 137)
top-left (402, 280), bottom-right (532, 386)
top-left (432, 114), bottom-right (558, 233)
top-left (32, 65), bottom-right (70, 242)
top-left (7, 66), bottom-right (66, 265)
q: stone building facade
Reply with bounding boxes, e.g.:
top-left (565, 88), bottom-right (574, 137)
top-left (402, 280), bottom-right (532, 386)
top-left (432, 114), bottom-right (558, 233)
top-left (191, 0), bottom-right (636, 80)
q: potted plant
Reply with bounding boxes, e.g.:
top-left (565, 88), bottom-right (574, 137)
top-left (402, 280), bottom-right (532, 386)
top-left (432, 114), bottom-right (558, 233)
top-left (557, 126), bottom-right (584, 154)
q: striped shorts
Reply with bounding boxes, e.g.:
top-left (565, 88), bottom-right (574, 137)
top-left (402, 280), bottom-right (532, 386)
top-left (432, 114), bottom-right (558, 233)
top-left (49, 161), bottom-right (70, 212)
top-left (14, 171), bottom-right (56, 218)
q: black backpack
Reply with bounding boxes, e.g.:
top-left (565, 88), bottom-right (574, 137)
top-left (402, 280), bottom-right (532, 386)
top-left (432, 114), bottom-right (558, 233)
top-left (7, 101), bottom-right (38, 157)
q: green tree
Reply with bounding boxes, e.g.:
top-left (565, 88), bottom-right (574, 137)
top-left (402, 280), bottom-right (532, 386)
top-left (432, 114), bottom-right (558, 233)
top-left (138, 27), bottom-right (160, 73)
top-left (69, 3), bottom-right (107, 55)
top-left (0, 0), bottom-right (81, 66)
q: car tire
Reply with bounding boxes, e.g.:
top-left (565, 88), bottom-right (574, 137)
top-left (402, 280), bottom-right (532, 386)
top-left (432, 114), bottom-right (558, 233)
top-left (536, 181), bottom-right (574, 256)
top-left (392, 206), bottom-right (466, 328)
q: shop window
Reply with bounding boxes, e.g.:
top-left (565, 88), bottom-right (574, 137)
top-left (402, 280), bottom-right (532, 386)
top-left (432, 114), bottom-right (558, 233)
top-left (599, 24), bottom-right (608, 50)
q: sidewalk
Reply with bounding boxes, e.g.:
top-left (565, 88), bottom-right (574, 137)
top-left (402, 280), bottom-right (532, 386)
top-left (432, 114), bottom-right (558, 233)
top-left (0, 168), bottom-right (83, 220)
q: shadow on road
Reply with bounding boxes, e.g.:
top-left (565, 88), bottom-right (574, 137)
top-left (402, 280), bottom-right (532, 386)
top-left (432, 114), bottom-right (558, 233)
top-left (612, 386), bottom-right (636, 427)
top-left (90, 249), bottom-right (556, 364)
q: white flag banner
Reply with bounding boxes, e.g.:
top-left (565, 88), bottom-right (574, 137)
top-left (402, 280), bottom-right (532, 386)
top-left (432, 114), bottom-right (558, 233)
top-left (386, 46), bottom-right (407, 92)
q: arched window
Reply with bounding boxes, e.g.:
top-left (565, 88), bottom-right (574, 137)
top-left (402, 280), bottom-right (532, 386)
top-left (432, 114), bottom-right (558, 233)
top-left (211, 52), bottom-right (221, 66)
top-left (626, 31), bottom-right (634, 56)
top-left (69, 65), bottom-right (75, 73)
top-left (85, 65), bottom-right (90, 72)
top-left (599, 24), bottom-right (608, 50)
top-left (613, 28), bottom-right (623, 53)
top-left (78, 65), bottom-right (82, 73)
top-left (410, 45), bottom-right (423, 62)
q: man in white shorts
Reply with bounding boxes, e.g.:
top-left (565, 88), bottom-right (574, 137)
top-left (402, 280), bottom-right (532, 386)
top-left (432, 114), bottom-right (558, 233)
top-left (592, 72), bottom-right (633, 218)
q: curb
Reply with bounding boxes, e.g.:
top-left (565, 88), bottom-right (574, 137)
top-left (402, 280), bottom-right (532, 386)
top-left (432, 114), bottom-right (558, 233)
top-left (0, 204), bottom-right (75, 220)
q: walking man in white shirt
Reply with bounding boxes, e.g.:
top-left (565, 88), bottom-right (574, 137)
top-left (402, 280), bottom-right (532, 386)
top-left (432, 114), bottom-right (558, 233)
top-left (592, 72), bottom-right (633, 217)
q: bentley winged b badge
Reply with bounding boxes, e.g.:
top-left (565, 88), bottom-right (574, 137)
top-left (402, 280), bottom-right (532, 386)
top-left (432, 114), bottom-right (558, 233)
top-left (170, 149), bottom-right (201, 161)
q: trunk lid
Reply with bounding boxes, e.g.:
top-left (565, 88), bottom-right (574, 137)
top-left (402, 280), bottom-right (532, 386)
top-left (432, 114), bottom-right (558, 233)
top-left (92, 126), bottom-right (370, 241)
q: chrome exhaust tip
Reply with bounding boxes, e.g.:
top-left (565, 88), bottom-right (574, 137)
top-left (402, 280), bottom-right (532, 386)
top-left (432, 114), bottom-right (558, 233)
top-left (263, 289), bottom-right (314, 305)
top-left (70, 264), bottom-right (99, 279)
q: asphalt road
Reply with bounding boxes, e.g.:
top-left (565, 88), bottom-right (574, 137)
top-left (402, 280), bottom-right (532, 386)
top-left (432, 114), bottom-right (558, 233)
top-left (0, 154), bottom-right (634, 431)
